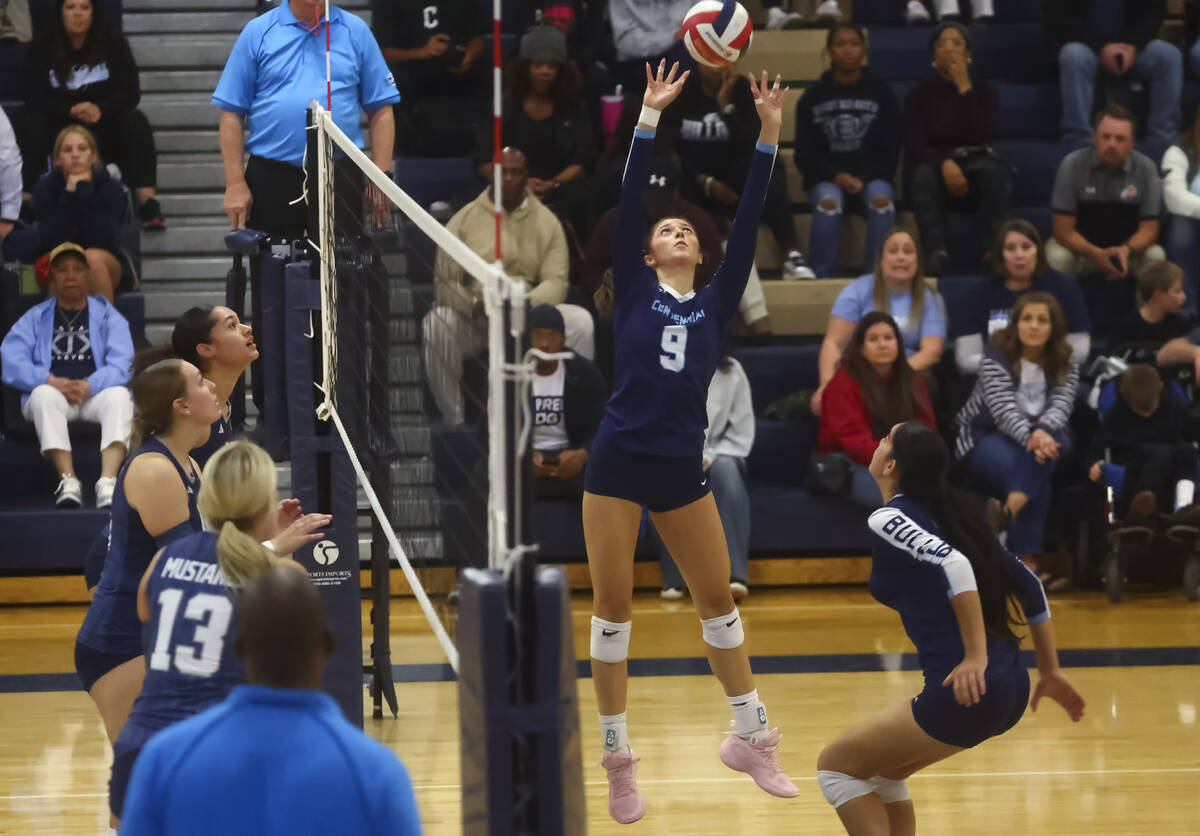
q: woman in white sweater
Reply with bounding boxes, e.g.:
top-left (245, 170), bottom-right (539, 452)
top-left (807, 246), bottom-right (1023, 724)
top-left (1162, 112), bottom-right (1200, 315)
top-left (659, 349), bottom-right (756, 601)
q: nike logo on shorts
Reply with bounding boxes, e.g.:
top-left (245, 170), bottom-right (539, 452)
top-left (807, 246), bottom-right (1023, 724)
top-left (701, 478), bottom-right (708, 486)
top-left (602, 629), bottom-right (618, 637)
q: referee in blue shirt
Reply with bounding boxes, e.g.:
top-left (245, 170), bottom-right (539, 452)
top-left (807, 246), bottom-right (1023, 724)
top-left (120, 567), bottom-right (422, 836)
top-left (212, 0), bottom-right (401, 237)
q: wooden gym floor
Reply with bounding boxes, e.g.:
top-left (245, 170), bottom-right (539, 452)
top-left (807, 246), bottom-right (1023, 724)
top-left (1, 585), bottom-right (1197, 834)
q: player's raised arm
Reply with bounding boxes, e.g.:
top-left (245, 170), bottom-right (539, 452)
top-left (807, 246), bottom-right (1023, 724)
top-left (612, 61), bottom-right (690, 289)
top-left (715, 71), bottom-right (790, 318)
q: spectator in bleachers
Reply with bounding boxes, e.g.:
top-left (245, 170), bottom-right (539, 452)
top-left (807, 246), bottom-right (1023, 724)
top-left (0, 105), bottom-right (20, 253)
top-left (528, 305), bottom-right (606, 500)
top-left (665, 61), bottom-right (813, 279)
top-left (0, 242), bottom-right (132, 508)
top-left (213, 0), bottom-right (399, 239)
top-left (955, 292), bottom-right (1079, 562)
top-left (813, 227), bottom-right (945, 415)
top-left (374, 0), bottom-right (487, 157)
top-left (1046, 0), bottom-right (1181, 162)
top-left (23, 0), bottom-right (163, 229)
top-left (1086, 363), bottom-right (1200, 522)
top-left (955, 219), bottom-right (1091, 375)
top-left (479, 25), bottom-right (596, 242)
top-left (607, 0), bottom-right (691, 94)
top-left (659, 344), bottom-right (755, 600)
top-left (1047, 104), bottom-right (1165, 329)
top-left (1109, 261), bottom-right (1197, 370)
top-left (816, 311), bottom-right (937, 507)
top-left (531, 0), bottom-right (616, 148)
top-left (120, 568), bottom-right (422, 836)
top-left (903, 22), bottom-right (1012, 276)
top-left (0, 0), bottom-right (32, 41)
top-left (31, 124), bottom-right (126, 299)
top-left (1163, 108), bottom-right (1200, 315)
top-left (426, 146), bottom-right (594, 424)
top-left (794, 23), bottom-right (899, 279)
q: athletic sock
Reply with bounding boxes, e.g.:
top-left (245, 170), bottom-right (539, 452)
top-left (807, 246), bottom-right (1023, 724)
top-left (599, 712), bottom-right (630, 754)
top-left (1176, 479), bottom-right (1195, 511)
top-left (728, 689), bottom-right (768, 743)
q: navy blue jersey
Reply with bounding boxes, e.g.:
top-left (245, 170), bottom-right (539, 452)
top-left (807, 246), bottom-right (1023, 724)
top-left (77, 439), bottom-right (203, 656)
top-left (867, 495), bottom-right (1049, 679)
top-left (602, 128), bottom-right (776, 457)
top-left (119, 532), bottom-right (244, 750)
top-left (191, 414), bottom-right (234, 470)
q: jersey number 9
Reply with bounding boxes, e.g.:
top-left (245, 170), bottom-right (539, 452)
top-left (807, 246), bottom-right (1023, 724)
top-left (660, 325), bottom-right (687, 373)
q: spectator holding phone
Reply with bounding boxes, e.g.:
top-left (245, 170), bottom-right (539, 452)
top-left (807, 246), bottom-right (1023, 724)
top-left (1047, 104), bottom-right (1165, 332)
top-left (528, 305), bottom-right (606, 499)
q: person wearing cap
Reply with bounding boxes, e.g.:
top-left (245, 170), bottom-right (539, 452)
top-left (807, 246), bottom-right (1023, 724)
top-left (662, 61), bottom-right (816, 279)
top-left (425, 146), bottom-right (595, 424)
top-left (212, 0), bottom-right (400, 238)
top-left (1046, 0), bottom-right (1180, 163)
top-left (1, 241), bottom-right (134, 508)
top-left (373, 0), bottom-right (488, 157)
top-left (119, 567), bottom-right (422, 836)
top-left (902, 22), bottom-right (1011, 276)
top-left (528, 304), bottom-right (607, 499)
top-left (477, 25), bottom-right (596, 241)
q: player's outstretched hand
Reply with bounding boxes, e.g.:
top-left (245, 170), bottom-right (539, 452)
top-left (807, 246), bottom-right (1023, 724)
top-left (642, 59), bottom-right (690, 114)
top-left (747, 70), bottom-right (791, 129)
top-left (942, 654), bottom-right (987, 706)
top-left (1031, 669), bottom-right (1085, 722)
top-left (272, 512), bottom-right (333, 557)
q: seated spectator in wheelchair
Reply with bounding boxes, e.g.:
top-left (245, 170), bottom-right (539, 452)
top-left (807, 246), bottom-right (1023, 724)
top-left (23, 0), bottom-right (164, 229)
top-left (813, 227), bottom-right (945, 416)
top-left (1087, 363), bottom-right (1200, 524)
top-left (477, 25), bottom-right (596, 243)
top-left (31, 125), bottom-right (128, 299)
top-left (955, 292), bottom-right (1080, 563)
top-left (424, 147), bottom-right (594, 424)
top-left (1046, 0), bottom-right (1181, 163)
top-left (902, 22), bottom-right (1012, 276)
top-left (955, 219), bottom-right (1091, 375)
top-left (659, 343), bottom-right (755, 600)
top-left (1047, 104), bottom-right (1165, 330)
top-left (1162, 107), bottom-right (1200, 316)
top-left (374, 0), bottom-right (487, 157)
top-left (528, 304), bottom-right (606, 500)
top-left (793, 23), bottom-right (899, 279)
top-left (662, 61), bottom-right (813, 278)
top-left (816, 311), bottom-right (937, 508)
top-left (0, 242), bottom-right (133, 508)
top-left (1109, 261), bottom-right (1193, 365)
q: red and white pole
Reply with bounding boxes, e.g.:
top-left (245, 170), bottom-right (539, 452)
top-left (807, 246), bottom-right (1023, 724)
top-left (324, 0), bottom-right (332, 113)
top-left (492, 0), bottom-right (502, 264)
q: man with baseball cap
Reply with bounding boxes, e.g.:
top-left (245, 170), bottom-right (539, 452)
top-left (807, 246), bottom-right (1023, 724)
top-left (1, 241), bottom-right (134, 507)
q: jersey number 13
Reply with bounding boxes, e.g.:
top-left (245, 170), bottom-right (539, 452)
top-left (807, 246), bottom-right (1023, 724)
top-left (660, 325), bottom-right (687, 373)
top-left (149, 589), bottom-right (233, 678)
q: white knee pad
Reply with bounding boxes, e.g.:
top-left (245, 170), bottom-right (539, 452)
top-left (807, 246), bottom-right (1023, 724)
top-left (590, 616), bottom-right (631, 663)
top-left (700, 608), bottom-right (744, 650)
top-left (817, 770), bottom-right (875, 808)
top-left (869, 775), bottom-right (910, 804)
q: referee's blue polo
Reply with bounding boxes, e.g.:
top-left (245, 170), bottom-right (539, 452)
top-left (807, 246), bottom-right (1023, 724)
top-left (119, 685), bottom-right (422, 836)
top-left (212, 2), bottom-right (401, 167)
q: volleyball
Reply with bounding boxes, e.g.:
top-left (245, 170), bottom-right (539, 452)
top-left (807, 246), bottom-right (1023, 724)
top-left (681, 1), bottom-right (754, 68)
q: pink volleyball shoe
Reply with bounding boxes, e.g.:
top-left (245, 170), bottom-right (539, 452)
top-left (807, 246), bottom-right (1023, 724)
top-left (719, 728), bottom-right (799, 798)
top-left (600, 748), bottom-right (647, 824)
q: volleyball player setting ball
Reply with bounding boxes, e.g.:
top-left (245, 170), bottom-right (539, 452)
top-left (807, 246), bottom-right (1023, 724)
top-left (817, 423), bottom-right (1085, 834)
top-left (582, 59), bottom-right (794, 824)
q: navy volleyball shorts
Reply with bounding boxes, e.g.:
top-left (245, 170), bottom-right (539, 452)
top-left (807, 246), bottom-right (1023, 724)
top-left (584, 426), bottom-right (710, 513)
top-left (74, 639), bottom-right (140, 693)
top-left (911, 660), bottom-right (1031, 748)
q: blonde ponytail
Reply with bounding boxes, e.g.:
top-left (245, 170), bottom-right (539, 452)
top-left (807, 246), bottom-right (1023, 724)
top-left (199, 440), bottom-right (280, 589)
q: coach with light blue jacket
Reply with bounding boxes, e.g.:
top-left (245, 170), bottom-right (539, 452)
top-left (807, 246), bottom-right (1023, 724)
top-left (1, 242), bottom-right (134, 508)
